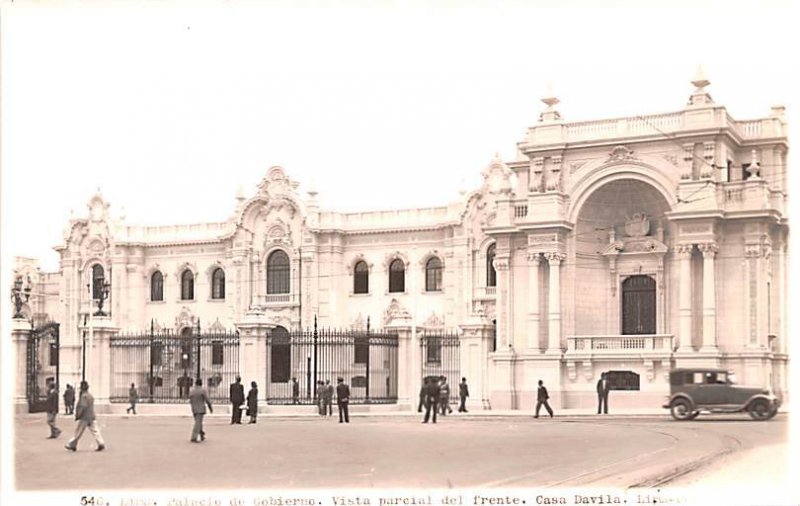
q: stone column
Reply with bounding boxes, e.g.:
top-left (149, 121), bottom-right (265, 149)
top-left (677, 244), bottom-right (694, 351)
top-left (700, 243), bottom-right (718, 350)
top-left (81, 315), bottom-right (119, 409)
top-left (236, 309), bottom-right (276, 404)
top-left (527, 252), bottom-right (541, 351)
top-left (494, 255), bottom-right (511, 350)
top-left (385, 318), bottom-right (415, 410)
top-left (13, 318), bottom-right (32, 411)
top-left (545, 252), bottom-right (564, 353)
top-left (460, 315), bottom-right (495, 411)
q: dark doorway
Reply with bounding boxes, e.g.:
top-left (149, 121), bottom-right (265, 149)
top-left (621, 275), bottom-right (656, 334)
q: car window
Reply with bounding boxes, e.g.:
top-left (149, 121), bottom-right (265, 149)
top-left (693, 372), bottom-right (704, 384)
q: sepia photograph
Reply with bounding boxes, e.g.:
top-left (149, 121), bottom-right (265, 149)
top-left (1, 1), bottom-right (795, 505)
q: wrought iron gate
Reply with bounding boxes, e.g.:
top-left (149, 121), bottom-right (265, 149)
top-left (265, 319), bottom-right (399, 404)
top-left (27, 322), bottom-right (60, 413)
top-left (110, 323), bottom-right (240, 403)
top-left (420, 330), bottom-right (461, 384)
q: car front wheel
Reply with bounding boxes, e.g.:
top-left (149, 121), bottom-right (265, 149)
top-left (748, 400), bottom-right (772, 421)
top-left (670, 399), bottom-right (693, 421)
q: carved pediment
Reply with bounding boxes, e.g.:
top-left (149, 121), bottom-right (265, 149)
top-left (383, 298), bottom-right (411, 326)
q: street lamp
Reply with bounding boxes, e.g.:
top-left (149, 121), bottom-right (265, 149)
top-left (11, 275), bottom-right (32, 319)
top-left (94, 277), bottom-right (111, 316)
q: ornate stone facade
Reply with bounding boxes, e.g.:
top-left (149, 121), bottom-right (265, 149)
top-left (16, 73), bottom-right (789, 410)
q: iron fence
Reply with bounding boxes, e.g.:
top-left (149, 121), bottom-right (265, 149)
top-left (265, 319), bottom-right (399, 404)
top-left (420, 329), bottom-right (461, 385)
top-left (27, 322), bottom-right (60, 413)
top-left (110, 323), bottom-right (240, 403)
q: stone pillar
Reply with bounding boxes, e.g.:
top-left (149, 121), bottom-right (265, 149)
top-left (526, 252), bottom-right (541, 351)
top-left (700, 243), bottom-right (718, 350)
top-left (494, 255), bottom-right (511, 350)
top-left (677, 244), bottom-right (694, 351)
top-left (459, 315), bottom-right (495, 410)
top-left (236, 309), bottom-right (276, 403)
top-left (545, 252), bottom-right (564, 353)
top-left (81, 315), bottom-right (119, 408)
top-left (13, 318), bottom-right (32, 410)
top-left (385, 318), bottom-right (415, 411)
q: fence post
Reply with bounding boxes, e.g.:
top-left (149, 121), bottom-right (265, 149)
top-left (80, 315), bottom-right (119, 411)
top-left (235, 309), bottom-right (276, 403)
top-left (12, 318), bottom-right (32, 412)
top-left (386, 314), bottom-right (414, 411)
top-left (459, 314), bottom-right (494, 411)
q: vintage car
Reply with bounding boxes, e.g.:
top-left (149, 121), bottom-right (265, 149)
top-left (663, 368), bottom-right (780, 421)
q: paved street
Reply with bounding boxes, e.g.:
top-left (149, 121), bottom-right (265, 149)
top-left (14, 412), bottom-right (788, 490)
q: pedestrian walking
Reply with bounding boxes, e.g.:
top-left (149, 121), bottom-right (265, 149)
top-left (458, 377), bottom-right (469, 413)
top-left (291, 377), bottom-right (300, 405)
top-left (63, 384), bottom-right (75, 415)
top-left (247, 381), bottom-right (258, 424)
top-left (46, 380), bottom-right (61, 439)
top-left (126, 383), bottom-right (138, 415)
top-left (597, 373), bottom-right (609, 415)
top-left (439, 376), bottom-right (452, 415)
top-left (422, 376), bottom-right (441, 424)
top-left (534, 379), bottom-right (554, 418)
top-left (316, 380), bottom-right (326, 415)
top-left (64, 381), bottom-right (105, 452)
top-left (324, 380), bottom-right (334, 416)
top-left (336, 377), bottom-right (350, 423)
top-left (229, 376), bottom-right (245, 424)
top-left (189, 378), bottom-right (213, 442)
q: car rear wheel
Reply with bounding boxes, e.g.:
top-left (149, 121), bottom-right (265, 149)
top-left (748, 400), bottom-right (772, 421)
top-left (670, 399), bottom-right (693, 421)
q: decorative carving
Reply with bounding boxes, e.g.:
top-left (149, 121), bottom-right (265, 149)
top-left (583, 362), bottom-right (593, 381)
top-left (624, 213), bottom-right (650, 237)
top-left (492, 256), bottom-right (510, 271)
top-left (209, 318), bottom-right (226, 333)
top-left (482, 155), bottom-right (513, 195)
top-left (530, 157), bottom-right (544, 192)
top-left (351, 313), bottom-right (367, 331)
top-left (526, 252), bottom-right (542, 264)
top-left (348, 254), bottom-right (373, 274)
top-left (566, 362), bottom-right (577, 381)
top-left (545, 156), bottom-right (563, 192)
top-left (383, 298), bottom-right (411, 326)
top-left (744, 244), bottom-right (761, 259)
top-left (383, 251), bottom-right (410, 270)
top-left (422, 311), bottom-right (444, 329)
top-left (676, 244), bottom-right (694, 257)
top-left (175, 306), bottom-right (197, 332)
top-left (645, 361), bottom-right (655, 382)
top-left (569, 161), bottom-right (586, 174)
top-left (544, 252), bottom-right (565, 265)
top-left (607, 145), bottom-right (636, 162)
top-left (698, 243), bottom-right (719, 258)
top-left (662, 154), bottom-right (679, 167)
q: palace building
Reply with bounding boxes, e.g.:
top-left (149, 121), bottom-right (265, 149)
top-left (12, 72), bottom-right (789, 412)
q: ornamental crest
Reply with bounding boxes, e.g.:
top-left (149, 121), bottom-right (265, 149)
top-left (383, 298), bottom-right (411, 326)
top-left (607, 145), bottom-right (636, 162)
top-left (624, 213), bottom-right (650, 237)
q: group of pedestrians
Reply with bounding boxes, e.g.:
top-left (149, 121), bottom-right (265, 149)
top-left (418, 376), bottom-right (470, 423)
top-left (228, 376), bottom-right (259, 424)
top-left (45, 380), bottom-right (106, 452)
top-left (315, 379), bottom-right (335, 416)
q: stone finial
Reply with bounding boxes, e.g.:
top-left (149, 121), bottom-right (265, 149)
top-left (770, 105), bottom-right (786, 119)
top-left (746, 149), bottom-right (761, 179)
top-left (687, 64), bottom-right (714, 108)
top-left (539, 81), bottom-right (562, 122)
top-left (235, 185), bottom-right (246, 202)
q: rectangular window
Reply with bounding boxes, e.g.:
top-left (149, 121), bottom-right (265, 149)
top-left (150, 341), bottom-right (163, 367)
top-left (212, 340), bottom-right (224, 365)
top-left (48, 343), bottom-right (58, 366)
top-left (426, 337), bottom-right (442, 364)
top-left (354, 336), bottom-right (369, 364)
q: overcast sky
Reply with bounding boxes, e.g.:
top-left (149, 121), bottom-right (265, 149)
top-left (2, 1), bottom-right (795, 272)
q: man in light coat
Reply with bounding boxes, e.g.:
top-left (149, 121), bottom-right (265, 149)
top-left (190, 378), bottom-right (213, 442)
top-left (65, 381), bottom-right (105, 451)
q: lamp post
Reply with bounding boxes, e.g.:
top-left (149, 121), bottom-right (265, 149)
top-left (94, 277), bottom-right (111, 317)
top-left (11, 275), bottom-right (32, 319)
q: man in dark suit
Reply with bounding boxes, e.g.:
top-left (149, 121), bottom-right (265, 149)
top-left (45, 380), bottom-right (61, 439)
top-left (534, 379), bottom-right (554, 418)
top-left (190, 378), bottom-right (213, 442)
top-left (229, 376), bottom-right (245, 424)
top-left (336, 377), bottom-right (350, 423)
top-left (597, 373), bottom-right (609, 414)
top-left (422, 376), bottom-right (441, 424)
top-left (458, 377), bottom-right (469, 413)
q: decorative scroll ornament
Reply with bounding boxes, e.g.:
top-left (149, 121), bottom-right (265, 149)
top-left (607, 145), bottom-right (636, 162)
top-left (422, 311), bottom-right (444, 329)
top-left (383, 298), bottom-right (411, 326)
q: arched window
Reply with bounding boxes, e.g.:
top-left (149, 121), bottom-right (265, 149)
top-left (270, 326), bottom-right (290, 383)
top-left (621, 275), bottom-right (656, 335)
top-left (486, 244), bottom-right (497, 287)
top-left (425, 257), bottom-right (443, 292)
top-left (92, 264), bottom-right (105, 299)
top-left (354, 261), bottom-right (369, 294)
top-left (267, 250), bottom-right (290, 294)
top-left (211, 268), bottom-right (225, 300)
top-left (181, 270), bottom-right (194, 300)
top-left (150, 271), bottom-right (164, 301)
top-left (389, 258), bottom-right (405, 293)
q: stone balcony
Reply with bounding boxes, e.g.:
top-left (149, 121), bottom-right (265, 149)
top-left (565, 334), bottom-right (674, 357)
